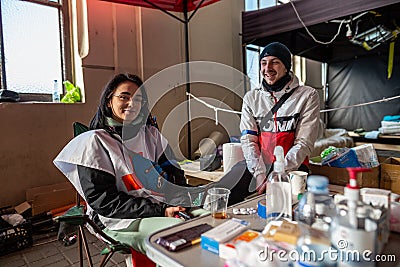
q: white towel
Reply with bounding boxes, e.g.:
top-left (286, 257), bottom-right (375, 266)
top-left (379, 126), bottom-right (400, 134)
top-left (381, 120), bottom-right (400, 127)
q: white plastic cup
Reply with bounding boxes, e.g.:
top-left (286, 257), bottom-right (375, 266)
top-left (289, 171), bottom-right (308, 203)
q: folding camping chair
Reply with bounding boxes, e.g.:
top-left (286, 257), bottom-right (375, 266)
top-left (54, 122), bottom-right (133, 267)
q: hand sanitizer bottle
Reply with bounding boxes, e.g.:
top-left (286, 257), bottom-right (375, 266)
top-left (265, 146), bottom-right (292, 222)
top-left (330, 167), bottom-right (377, 267)
top-left (52, 80), bottom-right (60, 102)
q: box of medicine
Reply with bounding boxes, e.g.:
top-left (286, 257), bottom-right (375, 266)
top-left (201, 218), bottom-right (249, 255)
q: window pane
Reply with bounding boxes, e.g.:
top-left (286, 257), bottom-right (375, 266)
top-left (2, 0), bottom-right (62, 94)
top-left (260, 0), bottom-right (276, 9)
top-left (245, 0), bottom-right (258, 11)
top-left (246, 47), bottom-right (260, 90)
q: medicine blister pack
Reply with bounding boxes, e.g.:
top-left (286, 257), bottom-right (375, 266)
top-left (232, 207), bottom-right (257, 215)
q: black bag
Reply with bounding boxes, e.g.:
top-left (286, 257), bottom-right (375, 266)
top-left (0, 89), bottom-right (20, 102)
top-left (199, 154), bottom-right (222, 171)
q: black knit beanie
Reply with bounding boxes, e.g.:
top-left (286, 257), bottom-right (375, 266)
top-left (260, 42), bottom-right (292, 71)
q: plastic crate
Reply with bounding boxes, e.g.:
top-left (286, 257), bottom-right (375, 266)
top-left (0, 206), bottom-right (33, 256)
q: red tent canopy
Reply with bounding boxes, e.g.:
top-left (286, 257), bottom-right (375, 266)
top-left (102, 0), bottom-right (219, 12)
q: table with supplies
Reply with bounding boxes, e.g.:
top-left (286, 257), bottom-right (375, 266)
top-left (146, 188), bottom-right (400, 267)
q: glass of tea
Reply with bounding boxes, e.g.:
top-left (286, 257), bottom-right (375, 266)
top-left (207, 187), bottom-right (230, 219)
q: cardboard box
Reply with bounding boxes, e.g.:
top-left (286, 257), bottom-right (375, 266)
top-left (26, 182), bottom-right (75, 215)
top-left (380, 157), bottom-right (400, 194)
top-left (14, 201), bottom-right (31, 215)
top-left (309, 164), bottom-right (379, 188)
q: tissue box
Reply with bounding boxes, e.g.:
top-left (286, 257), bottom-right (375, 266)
top-left (323, 149), bottom-right (361, 168)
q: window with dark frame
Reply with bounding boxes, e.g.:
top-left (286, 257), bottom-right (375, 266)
top-left (0, 0), bottom-right (72, 102)
top-left (244, 0), bottom-right (276, 90)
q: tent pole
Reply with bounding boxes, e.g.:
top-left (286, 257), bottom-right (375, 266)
top-left (183, 0), bottom-right (192, 159)
top-left (0, 3), bottom-right (7, 89)
top-left (141, 0), bottom-right (185, 23)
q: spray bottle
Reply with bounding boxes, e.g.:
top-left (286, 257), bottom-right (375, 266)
top-left (265, 146), bottom-right (292, 222)
top-left (331, 167), bottom-right (377, 266)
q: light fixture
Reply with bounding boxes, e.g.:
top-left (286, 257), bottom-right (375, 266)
top-left (350, 24), bottom-right (396, 50)
top-left (346, 24), bottom-right (353, 39)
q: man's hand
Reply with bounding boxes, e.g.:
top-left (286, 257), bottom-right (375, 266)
top-left (256, 173), bottom-right (267, 194)
top-left (165, 206), bottom-right (185, 217)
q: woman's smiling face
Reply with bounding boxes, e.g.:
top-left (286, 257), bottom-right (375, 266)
top-left (107, 81), bottom-right (143, 123)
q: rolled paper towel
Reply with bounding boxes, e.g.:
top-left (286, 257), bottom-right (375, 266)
top-left (223, 143), bottom-right (244, 173)
top-left (193, 131), bottom-right (224, 159)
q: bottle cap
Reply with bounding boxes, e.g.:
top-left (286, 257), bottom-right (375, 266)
top-left (297, 193), bottom-right (303, 200)
top-left (307, 175), bottom-right (329, 193)
top-left (346, 167), bottom-right (371, 189)
top-left (273, 146), bottom-right (285, 172)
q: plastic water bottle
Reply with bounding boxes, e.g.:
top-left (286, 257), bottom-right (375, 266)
top-left (52, 80), bottom-right (60, 102)
top-left (295, 175), bottom-right (336, 232)
top-left (265, 146), bottom-right (292, 222)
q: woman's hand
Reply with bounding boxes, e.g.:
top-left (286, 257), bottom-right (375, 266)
top-left (165, 206), bottom-right (185, 217)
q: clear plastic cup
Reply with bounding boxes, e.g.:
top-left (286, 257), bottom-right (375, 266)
top-left (207, 187), bottom-right (230, 219)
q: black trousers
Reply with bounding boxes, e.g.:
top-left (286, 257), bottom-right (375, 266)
top-left (211, 160), bottom-right (255, 206)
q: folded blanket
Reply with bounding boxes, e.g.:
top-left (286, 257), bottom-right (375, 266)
top-left (383, 115), bottom-right (400, 122)
top-left (379, 126), bottom-right (400, 134)
top-left (381, 120), bottom-right (400, 127)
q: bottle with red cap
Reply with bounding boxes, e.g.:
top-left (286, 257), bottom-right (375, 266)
top-left (330, 167), bottom-right (377, 267)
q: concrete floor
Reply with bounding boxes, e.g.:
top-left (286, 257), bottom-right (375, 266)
top-left (0, 229), bottom-right (127, 267)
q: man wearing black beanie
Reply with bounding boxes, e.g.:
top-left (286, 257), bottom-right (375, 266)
top-left (240, 42), bottom-right (320, 194)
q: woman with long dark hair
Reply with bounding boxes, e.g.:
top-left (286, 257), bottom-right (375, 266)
top-left (54, 73), bottom-right (254, 264)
